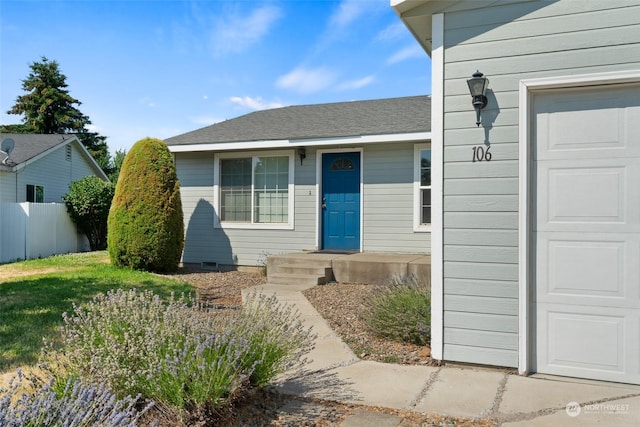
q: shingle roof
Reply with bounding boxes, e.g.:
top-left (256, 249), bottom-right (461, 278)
top-left (0, 133), bottom-right (76, 167)
top-left (165, 95), bottom-right (431, 146)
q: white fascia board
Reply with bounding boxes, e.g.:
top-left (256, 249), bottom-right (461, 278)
top-left (14, 135), bottom-right (109, 181)
top-left (167, 131), bottom-right (432, 153)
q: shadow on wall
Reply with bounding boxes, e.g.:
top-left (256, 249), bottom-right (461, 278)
top-left (184, 198), bottom-right (235, 267)
top-left (481, 89), bottom-right (501, 146)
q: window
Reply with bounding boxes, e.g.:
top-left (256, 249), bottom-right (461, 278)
top-left (414, 144), bottom-right (431, 230)
top-left (26, 184), bottom-right (44, 203)
top-left (216, 152), bottom-right (293, 228)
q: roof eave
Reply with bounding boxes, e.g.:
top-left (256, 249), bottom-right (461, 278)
top-left (13, 135), bottom-right (109, 181)
top-left (168, 131), bottom-right (432, 153)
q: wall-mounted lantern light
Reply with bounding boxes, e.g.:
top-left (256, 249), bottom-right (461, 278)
top-left (467, 70), bottom-right (489, 126)
top-left (297, 147), bottom-right (307, 165)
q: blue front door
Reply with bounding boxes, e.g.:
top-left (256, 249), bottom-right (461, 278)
top-left (321, 152), bottom-right (361, 251)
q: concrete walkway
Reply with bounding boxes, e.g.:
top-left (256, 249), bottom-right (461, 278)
top-left (244, 283), bottom-right (640, 426)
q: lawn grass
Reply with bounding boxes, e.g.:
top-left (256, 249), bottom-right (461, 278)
top-left (0, 251), bottom-right (193, 372)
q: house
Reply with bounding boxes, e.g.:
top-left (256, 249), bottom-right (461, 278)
top-left (393, 0), bottom-right (640, 385)
top-left (0, 133), bottom-right (109, 263)
top-left (165, 96), bottom-right (431, 267)
top-left (0, 133), bottom-right (109, 202)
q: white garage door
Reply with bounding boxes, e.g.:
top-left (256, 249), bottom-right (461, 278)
top-left (533, 84), bottom-right (640, 385)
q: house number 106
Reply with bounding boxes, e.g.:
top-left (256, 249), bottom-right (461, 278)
top-left (472, 145), bottom-right (492, 162)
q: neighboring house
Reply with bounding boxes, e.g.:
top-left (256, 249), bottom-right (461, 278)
top-left (0, 133), bottom-right (109, 202)
top-left (165, 96), bottom-right (431, 266)
top-left (393, 0), bottom-right (640, 385)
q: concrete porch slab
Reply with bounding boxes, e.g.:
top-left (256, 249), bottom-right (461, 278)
top-left (329, 252), bottom-right (430, 285)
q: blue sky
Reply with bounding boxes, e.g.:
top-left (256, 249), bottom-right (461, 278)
top-left (1, 0), bottom-right (431, 154)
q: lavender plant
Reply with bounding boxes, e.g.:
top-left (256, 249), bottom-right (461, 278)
top-left (42, 288), bottom-right (314, 418)
top-left (0, 369), bottom-right (152, 426)
top-left (364, 275), bottom-right (431, 346)
top-left (234, 290), bottom-right (315, 386)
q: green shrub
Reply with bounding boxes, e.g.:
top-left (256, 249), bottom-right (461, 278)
top-left (42, 289), bottom-right (314, 420)
top-left (63, 176), bottom-right (115, 250)
top-left (107, 137), bottom-right (183, 272)
top-left (364, 276), bottom-right (431, 346)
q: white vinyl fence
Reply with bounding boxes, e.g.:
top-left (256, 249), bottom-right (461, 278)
top-left (0, 202), bottom-right (89, 264)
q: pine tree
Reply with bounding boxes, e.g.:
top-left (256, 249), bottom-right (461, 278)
top-left (5, 57), bottom-right (110, 172)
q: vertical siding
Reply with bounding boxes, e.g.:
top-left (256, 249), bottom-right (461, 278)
top-left (175, 141), bottom-right (430, 266)
top-left (441, 0), bottom-right (640, 367)
top-left (0, 202), bottom-right (87, 263)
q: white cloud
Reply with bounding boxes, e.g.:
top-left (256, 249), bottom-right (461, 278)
top-left (386, 45), bottom-right (424, 65)
top-left (276, 66), bottom-right (337, 94)
top-left (375, 22), bottom-right (406, 42)
top-left (329, 0), bottom-right (367, 30)
top-left (230, 96), bottom-right (284, 111)
top-left (337, 75), bottom-right (375, 91)
top-left (210, 5), bottom-right (282, 57)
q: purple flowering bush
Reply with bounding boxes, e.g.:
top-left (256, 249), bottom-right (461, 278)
top-left (41, 288), bottom-right (314, 420)
top-left (0, 369), bottom-right (152, 426)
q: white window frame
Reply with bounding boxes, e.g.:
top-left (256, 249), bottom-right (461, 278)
top-left (414, 143), bottom-right (432, 232)
top-left (213, 150), bottom-right (295, 230)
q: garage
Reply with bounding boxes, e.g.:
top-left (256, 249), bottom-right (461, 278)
top-left (532, 84), bottom-right (640, 384)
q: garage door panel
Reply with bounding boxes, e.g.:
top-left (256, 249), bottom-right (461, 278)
top-left (535, 233), bottom-right (640, 308)
top-left (536, 309), bottom-right (625, 373)
top-left (533, 84), bottom-right (640, 385)
top-left (534, 86), bottom-right (640, 160)
top-left (535, 158), bottom-right (640, 233)
top-left (535, 305), bottom-right (639, 383)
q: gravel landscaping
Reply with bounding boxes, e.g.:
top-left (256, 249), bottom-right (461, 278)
top-left (167, 267), bottom-right (495, 427)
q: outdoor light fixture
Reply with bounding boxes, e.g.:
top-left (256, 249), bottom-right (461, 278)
top-left (297, 147), bottom-right (307, 165)
top-left (467, 70), bottom-right (489, 126)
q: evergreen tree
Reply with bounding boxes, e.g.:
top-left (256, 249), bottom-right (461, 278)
top-left (5, 57), bottom-right (110, 172)
top-left (108, 138), bottom-right (184, 273)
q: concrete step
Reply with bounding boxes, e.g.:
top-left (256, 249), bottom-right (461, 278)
top-left (267, 253), bottom-right (335, 269)
top-left (267, 273), bottom-right (328, 286)
top-left (270, 263), bottom-right (332, 277)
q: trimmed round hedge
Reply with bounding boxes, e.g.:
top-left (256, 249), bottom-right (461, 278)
top-left (107, 137), bottom-right (184, 272)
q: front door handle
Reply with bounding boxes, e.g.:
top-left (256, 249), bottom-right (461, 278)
top-left (322, 204), bottom-right (327, 209)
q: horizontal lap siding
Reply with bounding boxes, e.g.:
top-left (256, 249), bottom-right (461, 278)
top-left (176, 151), bottom-right (317, 266)
top-left (441, 0), bottom-right (640, 368)
top-left (363, 143), bottom-right (429, 254)
top-left (15, 145), bottom-right (99, 203)
top-left (176, 142), bottom-right (429, 265)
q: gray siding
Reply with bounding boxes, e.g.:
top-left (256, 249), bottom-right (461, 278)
top-left (441, 0), bottom-right (640, 367)
top-left (1, 143), bottom-right (102, 203)
top-left (363, 143), bottom-right (429, 253)
top-left (175, 141), bottom-right (430, 266)
top-left (0, 173), bottom-right (17, 202)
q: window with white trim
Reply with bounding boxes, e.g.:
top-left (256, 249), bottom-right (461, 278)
top-left (216, 151), bottom-right (293, 228)
top-left (414, 144), bottom-right (431, 230)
